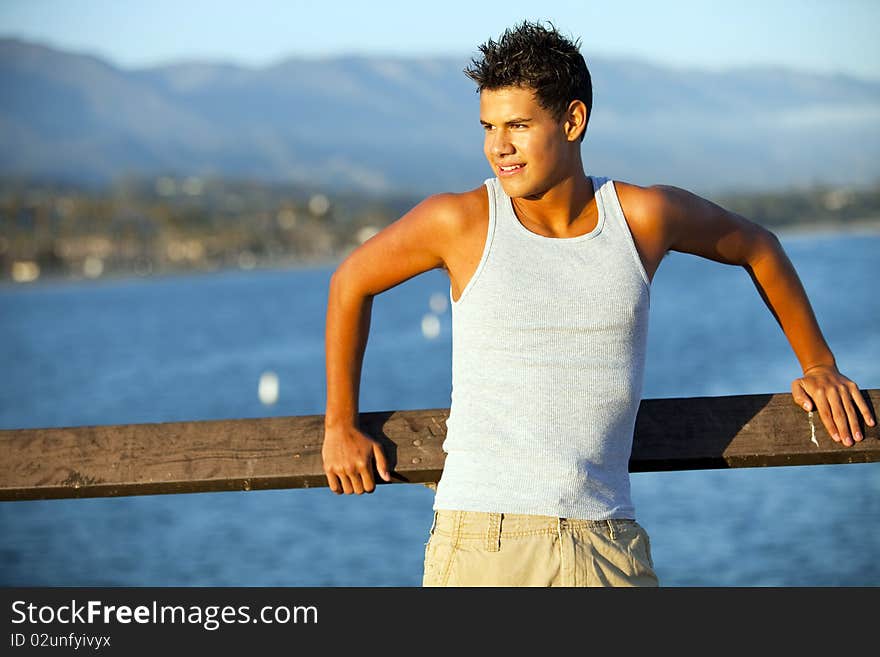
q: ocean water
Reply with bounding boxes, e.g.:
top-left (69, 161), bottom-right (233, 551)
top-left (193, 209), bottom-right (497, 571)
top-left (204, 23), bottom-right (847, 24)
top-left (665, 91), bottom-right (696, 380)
top-left (1, 230), bottom-right (878, 586)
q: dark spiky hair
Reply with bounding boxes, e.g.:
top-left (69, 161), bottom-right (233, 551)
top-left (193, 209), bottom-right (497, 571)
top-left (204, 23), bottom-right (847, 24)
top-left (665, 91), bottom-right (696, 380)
top-left (465, 21), bottom-right (592, 139)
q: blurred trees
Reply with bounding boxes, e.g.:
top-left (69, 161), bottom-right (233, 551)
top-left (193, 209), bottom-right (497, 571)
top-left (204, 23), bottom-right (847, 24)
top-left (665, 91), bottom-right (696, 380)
top-left (1, 175), bottom-right (878, 283)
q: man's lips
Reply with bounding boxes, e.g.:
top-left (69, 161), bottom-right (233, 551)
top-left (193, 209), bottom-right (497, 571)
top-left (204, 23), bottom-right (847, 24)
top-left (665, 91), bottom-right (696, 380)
top-left (497, 163), bottom-right (526, 176)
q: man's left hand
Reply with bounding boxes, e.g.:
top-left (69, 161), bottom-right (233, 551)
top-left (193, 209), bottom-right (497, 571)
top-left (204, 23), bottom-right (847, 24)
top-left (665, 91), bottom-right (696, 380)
top-left (791, 364), bottom-right (875, 447)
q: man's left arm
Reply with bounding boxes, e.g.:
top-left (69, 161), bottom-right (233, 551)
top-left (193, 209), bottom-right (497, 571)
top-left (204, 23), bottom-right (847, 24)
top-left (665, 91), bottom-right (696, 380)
top-left (648, 184), bottom-right (875, 446)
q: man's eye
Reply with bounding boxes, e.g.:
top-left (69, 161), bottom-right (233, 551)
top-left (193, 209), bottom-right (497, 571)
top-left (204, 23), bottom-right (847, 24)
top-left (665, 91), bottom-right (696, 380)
top-left (511, 123), bottom-right (526, 129)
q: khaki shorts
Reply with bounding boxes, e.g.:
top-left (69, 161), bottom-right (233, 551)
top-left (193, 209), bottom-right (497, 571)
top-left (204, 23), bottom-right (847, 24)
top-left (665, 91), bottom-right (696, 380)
top-left (422, 509), bottom-right (659, 587)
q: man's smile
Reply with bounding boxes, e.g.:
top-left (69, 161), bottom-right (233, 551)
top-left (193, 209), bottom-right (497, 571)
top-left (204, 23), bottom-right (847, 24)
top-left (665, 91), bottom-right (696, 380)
top-left (498, 163), bottom-right (526, 176)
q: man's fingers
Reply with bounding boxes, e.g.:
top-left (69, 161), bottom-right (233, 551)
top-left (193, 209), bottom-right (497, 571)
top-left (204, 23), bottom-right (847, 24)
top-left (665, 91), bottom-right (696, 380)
top-left (359, 469), bottom-right (377, 494)
top-left (812, 391), bottom-right (839, 443)
top-left (828, 387), bottom-right (857, 445)
top-left (834, 388), bottom-right (859, 446)
top-left (825, 388), bottom-right (852, 446)
top-left (794, 372), bottom-right (874, 447)
top-left (373, 443), bottom-right (391, 482)
top-left (325, 471), bottom-right (343, 495)
top-left (319, 430), bottom-right (405, 494)
top-left (339, 473), bottom-right (355, 495)
top-left (848, 384), bottom-right (876, 428)
top-left (791, 380), bottom-right (813, 412)
top-left (347, 468), bottom-right (366, 494)
top-left (841, 393), bottom-right (863, 443)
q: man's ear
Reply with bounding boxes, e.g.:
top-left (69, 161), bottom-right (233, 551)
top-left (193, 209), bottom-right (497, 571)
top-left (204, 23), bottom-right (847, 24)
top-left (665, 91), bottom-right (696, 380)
top-left (563, 100), bottom-right (588, 142)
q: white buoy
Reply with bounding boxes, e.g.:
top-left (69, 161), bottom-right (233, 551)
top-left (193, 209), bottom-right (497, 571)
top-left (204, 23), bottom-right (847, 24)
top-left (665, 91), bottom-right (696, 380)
top-left (421, 314), bottom-right (441, 339)
top-left (429, 292), bottom-right (448, 314)
top-left (258, 371), bottom-right (279, 405)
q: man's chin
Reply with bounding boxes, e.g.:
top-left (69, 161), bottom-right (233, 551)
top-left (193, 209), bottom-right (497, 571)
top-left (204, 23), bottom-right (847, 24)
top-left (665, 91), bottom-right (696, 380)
top-left (497, 177), bottom-right (526, 196)
top-left (498, 178), bottom-right (544, 200)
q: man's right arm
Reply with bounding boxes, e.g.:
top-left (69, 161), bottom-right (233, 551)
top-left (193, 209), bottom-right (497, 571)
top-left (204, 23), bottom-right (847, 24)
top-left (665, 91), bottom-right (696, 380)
top-left (322, 192), bottom-right (468, 495)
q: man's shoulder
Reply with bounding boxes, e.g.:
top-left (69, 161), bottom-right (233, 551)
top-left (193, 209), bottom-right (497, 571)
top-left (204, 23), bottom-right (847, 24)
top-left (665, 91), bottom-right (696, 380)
top-left (409, 184), bottom-right (490, 241)
top-left (610, 179), bottom-right (671, 221)
top-left (420, 184), bottom-right (489, 223)
top-left (605, 179), bottom-right (687, 266)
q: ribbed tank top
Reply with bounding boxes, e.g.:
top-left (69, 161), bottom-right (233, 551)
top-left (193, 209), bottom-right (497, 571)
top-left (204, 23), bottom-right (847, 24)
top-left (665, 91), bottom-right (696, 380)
top-left (433, 175), bottom-right (651, 520)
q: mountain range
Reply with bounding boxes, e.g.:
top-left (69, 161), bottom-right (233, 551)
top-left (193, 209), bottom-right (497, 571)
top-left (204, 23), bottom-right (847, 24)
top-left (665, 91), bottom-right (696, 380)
top-left (2, 37), bottom-right (879, 196)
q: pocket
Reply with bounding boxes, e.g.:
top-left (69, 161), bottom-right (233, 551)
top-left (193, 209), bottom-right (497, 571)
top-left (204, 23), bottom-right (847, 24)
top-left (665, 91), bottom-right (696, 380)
top-left (422, 533), bottom-right (457, 587)
top-left (639, 523), bottom-right (655, 568)
top-left (625, 522), bottom-right (657, 580)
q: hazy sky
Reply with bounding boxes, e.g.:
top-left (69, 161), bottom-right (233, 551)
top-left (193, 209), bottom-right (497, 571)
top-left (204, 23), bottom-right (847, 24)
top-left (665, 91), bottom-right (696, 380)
top-left (1, 0), bottom-right (878, 80)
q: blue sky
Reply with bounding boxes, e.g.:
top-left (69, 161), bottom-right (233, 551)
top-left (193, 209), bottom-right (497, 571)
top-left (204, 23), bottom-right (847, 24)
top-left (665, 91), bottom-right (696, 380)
top-left (1, 0), bottom-right (878, 80)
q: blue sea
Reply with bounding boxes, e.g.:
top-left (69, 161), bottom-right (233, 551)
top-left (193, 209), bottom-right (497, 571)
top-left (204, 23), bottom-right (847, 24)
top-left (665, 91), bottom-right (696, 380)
top-left (1, 230), bottom-right (878, 586)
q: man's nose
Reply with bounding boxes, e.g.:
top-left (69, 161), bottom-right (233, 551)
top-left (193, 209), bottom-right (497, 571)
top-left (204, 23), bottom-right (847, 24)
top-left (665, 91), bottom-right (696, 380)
top-left (489, 130), bottom-right (514, 156)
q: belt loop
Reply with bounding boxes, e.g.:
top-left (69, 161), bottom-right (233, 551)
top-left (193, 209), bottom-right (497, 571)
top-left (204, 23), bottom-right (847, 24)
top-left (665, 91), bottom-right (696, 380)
top-left (453, 510), bottom-right (462, 548)
top-left (486, 512), bottom-right (502, 552)
top-left (606, 519), bottom-right (617, 541)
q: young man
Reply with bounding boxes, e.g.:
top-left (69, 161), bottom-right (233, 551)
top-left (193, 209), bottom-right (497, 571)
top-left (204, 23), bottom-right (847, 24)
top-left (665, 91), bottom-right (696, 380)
top-left (321, 21), bottom-right (874, 586)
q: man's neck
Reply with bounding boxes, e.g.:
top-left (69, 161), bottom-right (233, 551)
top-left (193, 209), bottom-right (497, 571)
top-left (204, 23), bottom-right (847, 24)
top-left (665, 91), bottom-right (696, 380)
top-left (512, 170), bottom-right (597, 236)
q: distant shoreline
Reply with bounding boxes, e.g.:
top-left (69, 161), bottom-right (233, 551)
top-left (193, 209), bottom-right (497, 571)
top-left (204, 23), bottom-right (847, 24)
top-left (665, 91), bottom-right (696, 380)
top-left (3, 218), bottom-right (879, 289)
top-left (0, 254), bottom-right (343, 290)
top-left (773, 216), bottom-right (880, 237)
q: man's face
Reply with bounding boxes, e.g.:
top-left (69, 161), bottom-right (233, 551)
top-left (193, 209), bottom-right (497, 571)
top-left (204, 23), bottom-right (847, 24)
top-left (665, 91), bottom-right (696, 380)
top-left (480, 86), bottom-right (573, 199)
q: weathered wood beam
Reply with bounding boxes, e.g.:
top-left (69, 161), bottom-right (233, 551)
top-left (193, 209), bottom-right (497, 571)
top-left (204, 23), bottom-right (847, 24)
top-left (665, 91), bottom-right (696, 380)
top-left (0, 390), bottom-right (877, 501)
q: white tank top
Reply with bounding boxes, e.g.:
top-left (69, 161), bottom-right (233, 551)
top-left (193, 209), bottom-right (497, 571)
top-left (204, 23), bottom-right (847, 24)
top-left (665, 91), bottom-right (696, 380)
top-left (433, 175), bottom-right (651, 520)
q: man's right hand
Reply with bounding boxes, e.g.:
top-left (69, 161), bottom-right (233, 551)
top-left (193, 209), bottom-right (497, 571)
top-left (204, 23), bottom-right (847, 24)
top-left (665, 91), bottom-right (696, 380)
top-left (321, 424), bottom-right (391, 494)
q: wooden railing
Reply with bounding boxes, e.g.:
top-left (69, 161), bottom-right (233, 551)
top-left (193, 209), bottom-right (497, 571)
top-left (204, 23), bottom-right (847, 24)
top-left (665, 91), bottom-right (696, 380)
top-left (1, 390), bottom-right (877, 502)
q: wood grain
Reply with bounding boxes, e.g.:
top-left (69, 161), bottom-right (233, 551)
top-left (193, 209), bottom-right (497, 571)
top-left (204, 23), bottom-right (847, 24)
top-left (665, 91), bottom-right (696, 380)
top-left (1, 390), bottom-right (877, 501)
